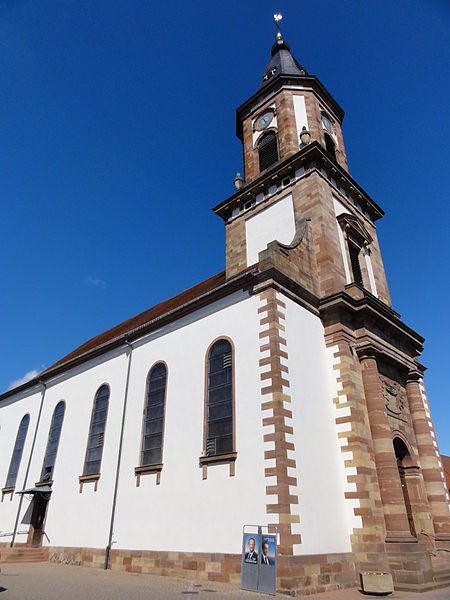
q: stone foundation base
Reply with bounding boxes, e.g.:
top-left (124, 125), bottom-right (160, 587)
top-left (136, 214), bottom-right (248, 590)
top-left (46, 544), bottom-right (450, 594)
top-left (386, 540), bottom-right (450, 592)
top-left (48, 546), bottom-right (358, 595)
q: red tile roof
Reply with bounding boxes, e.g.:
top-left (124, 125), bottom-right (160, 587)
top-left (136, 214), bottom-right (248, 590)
top-left (44, 270), bottom-right (227, 373)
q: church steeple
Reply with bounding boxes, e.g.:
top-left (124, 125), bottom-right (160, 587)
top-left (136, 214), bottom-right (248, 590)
top-left (216, 19), bottom-right (391, 309)
top-left (236, 17), bottom-right (349, 183)
top-left (259, 26), bottom-right (309, 90)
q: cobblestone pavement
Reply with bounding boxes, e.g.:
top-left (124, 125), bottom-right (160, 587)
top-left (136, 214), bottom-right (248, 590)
top-left (0, 563), bottom-right (449, 600)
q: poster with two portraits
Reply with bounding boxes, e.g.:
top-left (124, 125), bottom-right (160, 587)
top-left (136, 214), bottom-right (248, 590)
top-left (241, 529), bottom-right (277, 595)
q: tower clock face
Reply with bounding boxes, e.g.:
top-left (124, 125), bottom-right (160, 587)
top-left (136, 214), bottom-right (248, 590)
top-left (256, 110), bottom-right (273, 131)
top-left (321, 114), bottom-right (332, 132)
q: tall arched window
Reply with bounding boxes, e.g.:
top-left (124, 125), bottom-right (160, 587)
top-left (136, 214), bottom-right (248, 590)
top-left (40, 401), bottom-right (65, 482)
top-left (5, 414), bottom-right (30, 489)
top-left (324, 132), bottom-right (336, 161)
top-left (141, 363), bottom-right (167, 467)
top-left (83, 385), bottom-right (110, 476)
top-left (205, 339), bottom-right (234, 457)
top-left (258, 131), bottom-right (278, 172)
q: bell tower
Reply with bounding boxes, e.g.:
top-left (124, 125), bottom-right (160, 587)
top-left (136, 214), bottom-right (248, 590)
top-left (214, 18), bottom-right (391, 306)
top-left (238, 21), bottom-right (349, 182)
top-left (214, 16), bottom-right (450, 589)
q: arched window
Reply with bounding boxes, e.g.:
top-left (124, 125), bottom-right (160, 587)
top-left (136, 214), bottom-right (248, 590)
top-left (324, 132), bottom-right (336, 161)
top-left (205, 339), bottom-right (234, 457)
top-left (258, 131), bottom-right (278, 172)
top-left (40, 401), bottom-right (65, 482)
top-left (83, 385), bottom-right (110, 476)
top-left (140, 363), bottom-right (168, 466)
top-left (5, 414), bottom-right (30, 489)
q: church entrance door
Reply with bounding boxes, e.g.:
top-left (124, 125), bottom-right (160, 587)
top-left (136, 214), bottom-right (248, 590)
top-left (393, 437), bottom-right (416, 538)
top-left (28, 494), bottom-right (49, 547)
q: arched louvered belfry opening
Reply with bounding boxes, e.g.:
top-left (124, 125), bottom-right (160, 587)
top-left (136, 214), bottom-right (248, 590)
top-left (258, 131), bottom-right (278, 172)
top-left (324, 132), bottom-right (336, 161)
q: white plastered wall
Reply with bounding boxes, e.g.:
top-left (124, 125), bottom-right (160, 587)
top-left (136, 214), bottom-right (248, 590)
top-left (0, 388), bottom-right (42, 544)
top-left (0, 292), bottom-right (266, 554)
top-left (26, 350), bottom-right (129, 549)
top-left (113, 291), bottom-right (266, 554)
top-left (245, 194), bottom-right (296, 266)
top-left (282, 295), bottom-right (359, 554)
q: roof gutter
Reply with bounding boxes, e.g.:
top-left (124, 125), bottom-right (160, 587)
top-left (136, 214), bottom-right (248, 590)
top-left (105, 339), bottom-right (133, 570)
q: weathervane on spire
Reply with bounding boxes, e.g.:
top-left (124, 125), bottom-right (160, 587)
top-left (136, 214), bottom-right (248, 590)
top-left (273, 13), bottom-right (283, 38)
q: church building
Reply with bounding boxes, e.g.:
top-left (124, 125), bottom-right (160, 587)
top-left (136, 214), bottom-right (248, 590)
top-left (1, 23), bottom-right (449, 595)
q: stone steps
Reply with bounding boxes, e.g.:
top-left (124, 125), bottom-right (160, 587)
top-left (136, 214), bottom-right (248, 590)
top-left (0, 546), bottom-right (49, 563)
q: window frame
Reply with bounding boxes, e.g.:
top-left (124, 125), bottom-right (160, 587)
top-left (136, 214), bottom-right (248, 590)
top-left (135, 361), bottom-right (169, 485)
top-left (336, 212), bottom-right (373, 289)
top-left (80, 384), bottom-right (110, 490)
top-left (39, 400), bottom-right (66, 484)
top-left (200, 337), bottom-right (237, 478)
top-left (3, 414), bottom-right (30, 496)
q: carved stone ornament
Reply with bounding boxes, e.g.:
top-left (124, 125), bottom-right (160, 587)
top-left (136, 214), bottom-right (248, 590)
top-left (382, 379), bottom-right (405, 416)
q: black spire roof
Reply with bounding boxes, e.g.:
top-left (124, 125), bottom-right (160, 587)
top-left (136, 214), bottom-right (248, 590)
top-left (259, 32), bottom-right (308, 90)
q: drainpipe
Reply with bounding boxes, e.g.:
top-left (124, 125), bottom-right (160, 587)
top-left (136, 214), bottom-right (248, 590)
top-left (105, 339), bottom-right (133, 569)
top-left (11, 380), bottom-right (47, 547)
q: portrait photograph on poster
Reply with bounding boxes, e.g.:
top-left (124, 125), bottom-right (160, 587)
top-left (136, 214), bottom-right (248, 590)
top-left (243, 534), bottom-right (258, 563)
top-left (261, 536), bottom-right (276, 566)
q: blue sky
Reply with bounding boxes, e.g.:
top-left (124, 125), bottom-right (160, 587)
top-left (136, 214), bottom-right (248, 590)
top-left (1, 1), bottom-right (449, 451)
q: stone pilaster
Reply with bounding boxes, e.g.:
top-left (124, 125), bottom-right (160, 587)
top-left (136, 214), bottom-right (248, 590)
top-left (406, 372), bottom-right (450, 543)
top-left (258, 288), bottom-right (301, 556)
top-left (325, 333), bottom-right (388, 572)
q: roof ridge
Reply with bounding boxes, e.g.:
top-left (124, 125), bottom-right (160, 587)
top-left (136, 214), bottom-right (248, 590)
top-left (43, 270), bottom-right (226, 373)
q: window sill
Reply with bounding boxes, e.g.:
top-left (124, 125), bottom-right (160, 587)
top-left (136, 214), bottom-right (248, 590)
top-left (135, 464), bottom-right (163, 475)
top-left (35, 480), bottom-right (53, 487)
top-left (199, 452), bottom-right (237, 479)
top-left (1, 486), bottom-right (15, 502)
top-left (79, 473), bottom-right (101, 493)
top-left (135, 464), bottom-right (163, 486)
top-left (199, 452), bottom-right (237, 465)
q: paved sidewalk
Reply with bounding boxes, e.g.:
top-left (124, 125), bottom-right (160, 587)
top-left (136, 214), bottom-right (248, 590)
top-left (0, 563), bottom-right (449, 600)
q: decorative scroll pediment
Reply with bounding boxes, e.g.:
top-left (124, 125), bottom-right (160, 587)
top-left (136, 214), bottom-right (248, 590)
top-left (337, 212), bottom-right (373, 247)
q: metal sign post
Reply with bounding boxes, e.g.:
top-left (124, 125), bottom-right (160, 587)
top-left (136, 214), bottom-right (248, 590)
top-left (241, 524), bottom-right (277, 596)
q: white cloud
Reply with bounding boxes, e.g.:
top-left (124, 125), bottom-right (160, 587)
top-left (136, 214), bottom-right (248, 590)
top-left (8, 369), bottom-right (40, 391)
top-left (85, 276), bottom-right (107, 288)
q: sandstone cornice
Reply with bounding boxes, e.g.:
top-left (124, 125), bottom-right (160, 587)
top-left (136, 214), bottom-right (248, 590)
top-left (320, 286), bottom-right (425, 365)
top-left (213, 141), bottom-right (384, 222)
